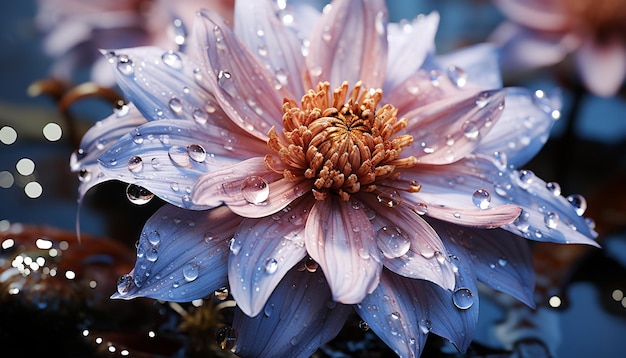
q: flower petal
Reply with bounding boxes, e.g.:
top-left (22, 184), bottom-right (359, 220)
top-left (233, 267), bottom-right (352, 358)
top-left (359, 195), bottom-right (455, 290)
top-left (305, 195), bottom-right (383, 304)
top-left (399, 155), bottom-right (599, 245)
top-left (384, 12), bottom-right (439, 91)
top-left (112, 204), bottom-right (240, 301)
top-left (402, 89), bottom-right (506, 165)
top-left (433, 43), bottom-right (502, 90)
top-left (575, 38), bottom-right (626, 97)
top-left (477, 87), bottom-right (558, 167)
top-left (97, 119), bottom-right (260, 209)
top-left (492, 0), bottom-right (570, 31)
top-left (234, 0), bottom-right (308, 98)
top-left (192, 9), bottom-right (291, 141)
top-left (307, 0), bottom-right (388, 90)
top-left (228, 198), bottom-right (311, 316)
top-left (103, 46), bottom-right (237, 128)
top-left (429, 218), bottom-right (535, 307)
top-left (192, 157), bottom-right (314, 217)
top-left (71, 103), bottom-right (147, 199)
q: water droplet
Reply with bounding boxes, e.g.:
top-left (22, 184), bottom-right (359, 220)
top-left (475, 91), bottom-right (489, 108)
top-left (264, 257), bottom-right (278, 274)
top-left (376, 226), bottom-right (411, 259)
top-left (418, 318), bottom-right (432, 334)
top-left (358, 320), bottom-right (370, 331)
top-left (183, 262), bottom-right (199, 282)
top-left (264, 302), bottom-right (275, 317)
top-left (546, 182), bottom-right (561, 196)
top-left (126, 184), bottom-right (154, 205)
top-left (151, 158), bottom-right (160, 170)
top-left (498, 257), bottom-right (508, 266)
top-left (127, 155), bottom-right (143, 173)
top-left (162, 50), bottom-right (183, 69)
top-left (116, 274), bottom-right (134, 295)
top-left (168, 98), bottom-right (183, 114)
top-left (472, 189), bottom-right (491, 209)
top-left (376, 190), bottom-right (401, 207)
top-left (192, 109), bottom-right (208, 124)
top-left (116, 55), bottom-right (134, 75)
top-left (544, 211), bottom-right (559, 229)
top-left (257, 44), bottom-right (268, 57)
top-left (78, 169), bottom-right (92, 182)
top-left (240, 176), bottom-right (269, 204)
top-left (187, 144), bottom-right (207, 163)
top-left (146, 230), bottom-right (160, 245)
top-left (214, 287), bottom-right (229, 300)
top-left (518, 170), bottom-right (535, 189)
top-left (215, 326), bottom-right (238, 350)
top-left (305, 257), bottom-right (318, 272)
top-left (566, 194), bottom-right (587, 216)
top-left (515, 210), bottom-right (530, 232)
top-left (145, 247), bottom-right (158, 262)
top-left (413, 202), bottom-right (428, 215)
top-left (168, 146), bottom-right (191, 167)
top-left (375, 11), bottom-right (385, 35)
top-left (452, 287), bottom-right (474, 309)
top-left (229, 238), bottom-right (241, 255)
top-left (447, 65), bottom-right (467, 87)
top-left (493, 151), bottom-right (508, 169)
top-left (217, 70), bottom-right (237, 97)
top-left (462, 121), bottom-right (480, 140)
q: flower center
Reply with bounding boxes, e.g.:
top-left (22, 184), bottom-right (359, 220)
top-left (267, 81), bottom-right (418, 201)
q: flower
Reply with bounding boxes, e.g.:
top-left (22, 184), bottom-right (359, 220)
top-left (490, 0), bottom-right (626, 97)
top-left (36, 0), bottom-right (234, 85)
top-left (72, 0), bottom-right (599, 356)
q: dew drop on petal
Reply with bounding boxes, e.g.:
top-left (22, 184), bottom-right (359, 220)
top-left (566, 194), bottom-right (587, 216)
top-left (186, 144), bottom-right (207, 163)
top-left (229, 238), bottom-right (241, 255)
top-left (145, 247), bottom-right (158, 262)
top-left (546, 182), bottom-right (561, 196)
top-left (183, 262), bottom-right (199, 282)
top-left (146, 230), bottom-right (160, 245)
top-left (514, 210), bottom-right (530, 232)
top-left (127, 155), bottom-right (143, 173)
top-left (544, 211), bottom-right (559, 229)
top-left (452, 287), bottom-right (474, 309)
top-left (116, 274), bottom-right (134, 296)
top-left (78, 169), bottom-right (92, 182)
top-left (418, 318), bottom-right (432, 334)
top-left (240, 176), bottom-right (269, 204)
top-left (168, 98), bottom-right (183, 114)
top-left (462, 121), bottom-right (480, 140)
top-left (217, 70), bottom-right (237, 97)
top-left (162, 50), bottom-right (183, 69)
top-left (264, 302), bottom-right (275, 317)
top-left (472, 189), bottom-right (491, 209)
top-left (518, 169), bottom-right (535, 189)
top-left (264, 257), bottom-right (278, 274)
top-left (447, 65), bottom-right (467, 87)
top-left (116, 55), bottom-right (134, 75)
top-left (192, 109), bottom-right (208, 124)
top-left (475, 91), bottom-right (489, 108)
top-left (216, 326), bottom-right (238, 350)
top-left (168, 146), bottom-right (191, 167)
top-left (376, 226), bottom-right (411, 259)
top-left (126, 184), bottom-right (154, 205)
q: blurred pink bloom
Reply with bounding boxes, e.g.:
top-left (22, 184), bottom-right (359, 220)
top-left (71, 0), bottom-right (598, 356)
top-left (490, 0), bottom-right (626, 96)
top-left (36, 0), bottom-right (234, 85)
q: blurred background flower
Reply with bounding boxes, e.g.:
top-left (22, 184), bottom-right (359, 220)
top-left (1, 0), bottom-right (626, 357)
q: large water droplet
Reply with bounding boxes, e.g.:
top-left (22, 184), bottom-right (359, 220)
top-left (183, 262), bottom-right (199, 282)
top-left (217, 70), bottom-right (237, 97)
top-left (145, 247), bottom-right (158, 262)
top-left (264, 257), bottom-right (278, 274)
top-left (376, 226), bottom-right (411, 258)
top-left (376, 190), bottom-right (401, 207)
top-left (127, 155), bottom-right (143, 173)
top-left (418, 318), bottom-right (432, 334)
top-left (187, 144), bottom-right (207, 163)
top-left (452, 287), bottom-right (474, 309)
top-left (546, 182), bottom-right (561, 196)
top-left (116, 274), bottom-right (134, 295)
top-left (126, 184), bottom-right (154, 205)
top-left (116, 55), bottom-right (134, 75)
top-left (168, 97), bottom-right (183, 114)
top-left (472, 189), bottom-right (491, 209)
top-left (544, 211), bottom-right (559, 229)
top-left (240, 176), bottom-right (269, 204)
top-left (192, 109), bottom-right (208, 124)
top-left (566, 194), bottom-right (587, 216)
top-left (447, 65), bottom-right (467, 87)
top-left (462, 121), bottom-right (480, 140)
top-left (264, 302), bottom-right (275, 317)
top-left (146, 230), bottom-right (161, 245)
top-left (514, 210), bottom-right (530, 232)
top-left (162, 50), bottom-right (183, 69)
top-left (168, 146), bottom-right (191, 167)
top-left (229, 238), bottom-right (242, 255)
top-left (216, 326), bottom-right (238, 350)
top-left (475, 91), bottom-right (489, 108)
top-left (518, 169), bottom-right (535, 189)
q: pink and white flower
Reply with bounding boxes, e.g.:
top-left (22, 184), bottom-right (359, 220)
top-left (71, 0), bottom-right (598, 356)
top-left (490, 0), bottom-right (626, 97)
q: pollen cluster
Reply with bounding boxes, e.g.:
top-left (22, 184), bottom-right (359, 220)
top-left (267, 81), bottom-right (417, 201)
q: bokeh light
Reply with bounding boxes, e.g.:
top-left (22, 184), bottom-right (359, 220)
top-left (0, 126), bottom-right (17, 144)
top-left (42, 122), bottom-right (62, 141)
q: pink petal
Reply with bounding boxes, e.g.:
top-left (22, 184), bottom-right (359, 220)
top-left (228, 198), bottom-right (311, 316)
top-left (234, 0), bottom-right (308, 98)
top-left (493, 0), bottom-right (570, 31)
top-left (192, 9), bottom-right (292, 141)
top-left (192, 157), bottom-right (313, 217)
top-left (434, 43), bottom-right (502, 90)
top-left (402, 89), bottom-right (507, 165)
top-left (576, 38), bottom-right (626, 97)
top-left (304, 195), bottom-right (383, 304)
top-left (112, 204), bottom-right (241, 301)
top-left (359, 195), bottom-right (455, 290)
top-left (233, 267), bottom-right (351, 357)
top-left (306, 0), bottom-right (388, 90)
